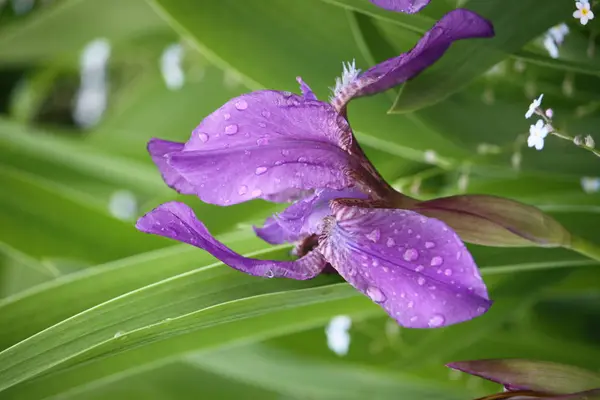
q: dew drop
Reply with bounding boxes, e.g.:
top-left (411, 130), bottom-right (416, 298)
top-left (366, 229), bottom-right (380, 242)
top-left (281, 149), bottom-right (290, 156)
top-left (225, 124), bottom-right (238, 135)
top-left (444, 269), bottom-right (452, 276)
top-left (371, 259), bottom-right (379, 267)
top-left (425, 241), bottom-right (435, 249)
top-left (366, 286), bottom-right (386, 303)
top-left (261, 110), bottom-right (271, 118)
top-left (297, 156), bottom-right (307, 163)
top-left (417, 277), bottom-right (426, 286)
top-left (382, 266), bottom-right (389, 273)
top-left (428, 314), bottom-right (445, 328)
top-left (477, 306), bottom-right (487, 314)
top-left (238, 185), bottom-right (248, 195)
top-left (386, 237), bottom-right (395, 247)
top-left (251, 189), bottom-right (262, 196)
top-left (407, 301), bottom-right (414, 308)
top-left (198, 132), bottom-right (209, 142)
top-left (265, 269), bottom-right (274, 278)
top-left (256, 138), bottom-right (269, 146)
top-left (235, 99), bottom-right (248, 110)
top-left (258, 122), bottom-right (267, 128)
top-left (255, 166), bottom-right (268, 175)
top-left (403, 248), bottom-right (419, 262)
top-left (415, 265), bottom-right (424, 272)
top-left (244, 150), bottom-right (251, 156)
top-left (113, 331), bottom-right (124, 339)
top-left (223, 112), bottom-right (231, 120)
top-left (430, 256), bottom-right (443, 266)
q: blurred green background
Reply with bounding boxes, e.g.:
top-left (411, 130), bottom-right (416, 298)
top-left (0, 0), bottom-right (599, 398)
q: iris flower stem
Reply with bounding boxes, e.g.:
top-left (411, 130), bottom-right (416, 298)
top-left (569, 235), bottom-right (600, 263)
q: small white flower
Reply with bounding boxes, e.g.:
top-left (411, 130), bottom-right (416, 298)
top-left (543, 34), bottom-right (560, 59)
top-left (574, 1), bottom-right (594, 25)
top-left (581, 177), bottom-right (600, 193)
top-left (330, 60), bottom-right (361, 101)
top-left (325, 315), bottom-right (352, 356)
top-left (527, 119), bottom-right (549, 150)
top-left (548, 23), bottom-right (570, 45)
top-left (525, 94), bottom-right (544, 119)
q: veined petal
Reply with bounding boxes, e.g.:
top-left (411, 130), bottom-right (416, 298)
top-left (255, 188), bottom-right (368, 245)
top-left (159, 90), bottom-right (357, 206)
top-left (136, 201), bottom-right (327, 280)
top-left (368, 0), bottom-right (430, 14)
top-left (319, 204), bottom-right (491, 328)
top-left (147, 138), bottom-right (195, 194)
top-left (331, 9), bottom-right (494, 110)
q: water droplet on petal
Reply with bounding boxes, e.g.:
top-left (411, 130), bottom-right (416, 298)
top-left (415, 265), bottom-right (424, 272)
top-left (403, 248), bottom-right (419, 262)
top-left (366, 229), bottom-right (380, 242)
top-left (297, 156), bottom-right (307, 163)
top-left (425, 241), bottom-right (435, 249)
top-left (225, 124), bottom-right (238, 135)
top-left (238, 185), bottom-right (248, 195)
top-left (417, 277), bottom-right (426, 286)
top-left (261, 110), bottom-right (271, 118)
top-left (407, 301), bottom-right (414, 308)
top-left (281, 149), bottom-right (290, 156)
top-left (430, 256), bottom-right (443, 266)
top-left (265, 269), bottom-right (274, 278)
top-left (477, 306), bottom-right (487, 314)
top-left (251, 189), bottom-right (262, 196)
top-left (386, 237), bottom-right (395, 247)
top-left (256, 138), bottom-right (269, 145)
top-left (428, 314), bottom-right (445, 328)
top-left (382, 266), bottom-right (389, 273)
top-left (255, 166), bottom-right (268, 175)
top-left (258, 122), bottom-right (267, 128)
top-left (235, 99), bottom-right (248, 110)
top-left (198, 132), bottom-right (209, 142)
top-left (444, 269), bottom-right (452, 276)
top-left (223, 113), bottom-right (231, 120)
top-left (366, 287), bottom-right (386, 303)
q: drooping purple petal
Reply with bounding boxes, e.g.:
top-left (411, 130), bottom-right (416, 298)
top-left (331, 9), bottom-right (494, 110)
top-left (147, 139), bottom-right (195, 194)
top-left (297, 76), bottom-right (318, 101)
top-left (369, 0), bottom-right (430, 14)
top-left (154, 90), bottom-right (358, 206)
top-left (255, 188), bottom-right (368, 245)
top-left (136, 201), bottom-right (327, 279)
top-left (319, 204), bottom-right (491, 328)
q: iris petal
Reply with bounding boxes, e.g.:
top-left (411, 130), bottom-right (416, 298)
top-left (149, 90), bottom-right (357, 206)
top-left (332, 9), bottom-right (494, 110)
top-left (136, 201), bottom-right (327, 280)
top-left (319, 204), bottom-right (491, 328)
top-left (368, 0), bottom-right (430, 14)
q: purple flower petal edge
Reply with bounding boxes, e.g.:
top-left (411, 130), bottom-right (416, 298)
top-left (369, 0), bottom-right (430, 14)
top-left (136, 201), bottom-right (327, 279)
top-left (332, 9), bottom-right (494, 110)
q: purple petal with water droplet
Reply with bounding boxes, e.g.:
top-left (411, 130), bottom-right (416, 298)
top-left (333, 9), bottom-right (494, 109)
top-left (136, 201), bottom-right (326, 279)
top-left (255, 188), bottom-right (367, 245)
top-left (319, 204), bottom-right (491, 328)
top-left (297, 76), bottom-right (317, 101)
top-left (368, 0), bottom-right (430, 14)
top-left (147, 138), bottom-right (195, 194)
top-left (156, 90), bottom-right (356, 206)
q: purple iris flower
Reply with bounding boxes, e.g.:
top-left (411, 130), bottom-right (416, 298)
top-left (369, 0), bottom-right (431, 14)
top-left (136, 9), bottom-right (495, 328)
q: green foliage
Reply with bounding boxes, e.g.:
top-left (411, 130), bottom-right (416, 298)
top-left (0, 0), bottom-right (599, 399)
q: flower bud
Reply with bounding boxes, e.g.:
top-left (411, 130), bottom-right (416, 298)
top-left (412, 195), bottom-right (570, 247)
top-left (447, 359), bottom-right (600, 397)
